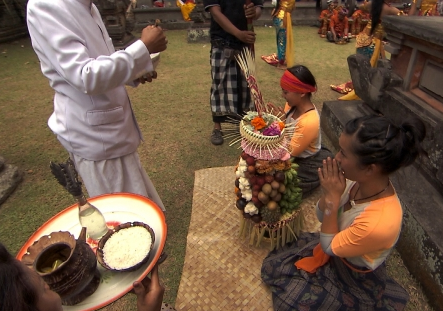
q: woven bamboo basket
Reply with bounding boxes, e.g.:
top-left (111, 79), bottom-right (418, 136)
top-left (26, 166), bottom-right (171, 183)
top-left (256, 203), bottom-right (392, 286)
top-left (239, 119), bottom-right (285, 147)
top-left (238, 208), bottom-right (304, 250)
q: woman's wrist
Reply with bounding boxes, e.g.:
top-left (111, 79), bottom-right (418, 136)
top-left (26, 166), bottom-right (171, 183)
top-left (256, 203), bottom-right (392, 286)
top-left (322, 196), bottom-right (340, 216)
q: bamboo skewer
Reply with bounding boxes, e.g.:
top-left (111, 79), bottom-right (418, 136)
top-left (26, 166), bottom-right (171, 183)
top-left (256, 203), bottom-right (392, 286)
top-left (256, 227), bottom-right (266, 247)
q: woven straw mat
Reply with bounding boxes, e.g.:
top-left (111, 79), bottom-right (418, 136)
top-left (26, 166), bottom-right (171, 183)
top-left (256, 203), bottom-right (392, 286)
top-left (175, 166), bottom-right (322, 311)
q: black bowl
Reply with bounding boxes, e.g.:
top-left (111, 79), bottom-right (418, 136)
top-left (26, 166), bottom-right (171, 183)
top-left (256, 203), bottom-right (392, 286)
top-left (96, 221), bottom-right (155, 272)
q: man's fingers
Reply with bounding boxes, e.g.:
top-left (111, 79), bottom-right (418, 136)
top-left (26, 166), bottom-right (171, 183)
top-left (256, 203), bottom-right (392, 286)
top-left (326, 157), bottom-right (333, 173)
top-left (139, 72), bottom-right (156, 84)
top-left (332, 158), bottom-right (338, 174)
top-left (318, 167), bottom-right (324, 181)
top-left (150, 264), bottom-right (161, 287)
top-left (132, 281), bottom-right (146, 296)
top-left (322, 159), bottom-right (328, 176)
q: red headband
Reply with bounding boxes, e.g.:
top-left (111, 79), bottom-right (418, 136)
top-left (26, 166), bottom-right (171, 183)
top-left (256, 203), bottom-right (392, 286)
top-left (280, 70), bottom-right (317, 94)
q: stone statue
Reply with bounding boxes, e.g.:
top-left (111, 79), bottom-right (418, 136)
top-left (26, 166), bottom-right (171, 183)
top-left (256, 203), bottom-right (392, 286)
top-left (93, 0), bottom-right (137, 49)
top-left (347, 53), bottom-right (402, 111)
top-left (189, 0), bottom-right (209, 23)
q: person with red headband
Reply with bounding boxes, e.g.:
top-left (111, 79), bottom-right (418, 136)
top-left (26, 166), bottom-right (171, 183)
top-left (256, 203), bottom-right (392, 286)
top-left (279, 65), bottom-right (333, 197)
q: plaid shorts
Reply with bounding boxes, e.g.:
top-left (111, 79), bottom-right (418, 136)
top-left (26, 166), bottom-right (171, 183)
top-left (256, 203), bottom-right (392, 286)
top-left (210, 47), bottom-right (253, 122)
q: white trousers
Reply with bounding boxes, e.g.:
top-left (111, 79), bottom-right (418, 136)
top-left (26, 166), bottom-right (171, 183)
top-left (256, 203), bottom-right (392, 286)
top-left (69, 151), bottom-right (165, 211)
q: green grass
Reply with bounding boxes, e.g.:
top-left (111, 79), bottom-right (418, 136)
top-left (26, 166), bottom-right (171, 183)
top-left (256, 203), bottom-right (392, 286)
top-left (0, 26), bottom-right (432, 310)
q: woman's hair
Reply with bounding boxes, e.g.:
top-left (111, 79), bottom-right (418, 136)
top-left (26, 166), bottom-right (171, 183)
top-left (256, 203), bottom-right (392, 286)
top-left (370, 0), bottom-right (384, 35)
top-left (0, 243), bottom-right (40, 311)
top-left (344, 115), bottom-right (426, 174)
top-left (287, 65), bottom-right (317, 97)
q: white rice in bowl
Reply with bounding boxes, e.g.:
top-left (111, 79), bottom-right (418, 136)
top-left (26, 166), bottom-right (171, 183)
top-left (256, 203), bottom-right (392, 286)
top-left (102, 226), bottom-right (152, 270)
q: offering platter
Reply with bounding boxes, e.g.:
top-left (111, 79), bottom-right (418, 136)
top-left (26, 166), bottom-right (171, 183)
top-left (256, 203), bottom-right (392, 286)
top-left (230, 50), bottom-right (304, 250)
top-left (17, 193), bottom-right (167, 311)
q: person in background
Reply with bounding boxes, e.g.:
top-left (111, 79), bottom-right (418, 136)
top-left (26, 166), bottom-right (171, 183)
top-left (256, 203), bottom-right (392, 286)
top-left (318, 0), bottom-right (337, 38)
top-left (333, 0), bottom-right (405, 99)
top-left (260, 0), bottom-right (295, 70)
top-left (203, 0), bottom-right (263, 146)
top-left (262, 114), bottom-right (426, 311)
top-left (350, 5), bottom-right (370, 37)
top-left (26, 0), bottom-right (167, 210)
top-left (177, 0), bottom-right (196, 21)
top-left (409, 0), bottom-right (440, 15)
top-left (0, 242), bottom-right (173, 311)
top-left (327, 8), bottom-right (350, 43)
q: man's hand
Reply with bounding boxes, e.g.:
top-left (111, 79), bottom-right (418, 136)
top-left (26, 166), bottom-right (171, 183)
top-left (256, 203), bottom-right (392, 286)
top-left (137, 71), bottom-right (158, 84)
top-left (132, 264), bottom-right (165, 311)
top-left (244, 3), bottom-right (256, 19)
top-left (237, 31), bottom-right (256, 44)
top-left (141, 26), bottom-right (168, 53)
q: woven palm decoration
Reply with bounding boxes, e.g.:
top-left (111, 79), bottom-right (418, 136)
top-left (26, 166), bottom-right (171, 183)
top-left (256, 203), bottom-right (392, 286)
top-left (224, 48), bottom-right (298, 161)
top-left (228, 48), bottom-right (304, 249)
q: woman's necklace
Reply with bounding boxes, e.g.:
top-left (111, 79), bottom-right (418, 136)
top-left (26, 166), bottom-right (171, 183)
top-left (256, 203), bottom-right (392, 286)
top-left (289, 105), bottom-right (315, 119)
top-left (350, 180), bottom-right (391, 206)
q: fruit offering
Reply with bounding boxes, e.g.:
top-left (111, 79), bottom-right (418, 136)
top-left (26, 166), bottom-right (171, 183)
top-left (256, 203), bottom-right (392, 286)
top-left (234, 151), bottom-right (302, 225)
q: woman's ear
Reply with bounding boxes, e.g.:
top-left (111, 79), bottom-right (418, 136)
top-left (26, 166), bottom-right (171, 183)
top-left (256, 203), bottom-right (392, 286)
top-left (365, 163), bottom-right (381, 176)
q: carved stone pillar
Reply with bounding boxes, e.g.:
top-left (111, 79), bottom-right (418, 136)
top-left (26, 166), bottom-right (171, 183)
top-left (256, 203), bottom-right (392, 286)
top-left (93, 0), bottom-right (138, 50)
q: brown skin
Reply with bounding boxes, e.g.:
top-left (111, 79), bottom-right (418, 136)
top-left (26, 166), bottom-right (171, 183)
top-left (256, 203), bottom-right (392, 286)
top-left (133, 264), bottom-right (165, 311)
top-left (331, 12), bottom-right (349, 42)
top-left (267, 87), bottom-right (315, 122)
top-left (282, 89), bottom-right (315, 120)
top-left (25, 264), bottom-right (64, 311)
top-left (360, 1), bottom-right (401, 16)
top-left (408, 1), bottom-right (418, 15)
top-left (140, 25), bottom-right (168, 53)
top-left (138, 71), bottom-right (158, 84)
top-left (317, 133), bottom-right (394, 235)
top-left (137, 25), bottom-right (167, 84)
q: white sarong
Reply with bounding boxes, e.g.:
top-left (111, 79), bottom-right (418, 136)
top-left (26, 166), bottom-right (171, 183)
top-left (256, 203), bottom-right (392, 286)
top-left (70, 151), bottom-right (165, 211)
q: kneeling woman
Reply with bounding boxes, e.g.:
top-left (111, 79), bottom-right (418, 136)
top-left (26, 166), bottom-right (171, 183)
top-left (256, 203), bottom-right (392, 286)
top-left (262, 114), bottom-right (426, 310)
top-left (280, 65), bottom-right (333, 196)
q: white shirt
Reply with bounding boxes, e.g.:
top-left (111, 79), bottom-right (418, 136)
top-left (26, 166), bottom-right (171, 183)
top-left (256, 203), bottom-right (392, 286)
top-left (27, 0), bottom-right (155, 161)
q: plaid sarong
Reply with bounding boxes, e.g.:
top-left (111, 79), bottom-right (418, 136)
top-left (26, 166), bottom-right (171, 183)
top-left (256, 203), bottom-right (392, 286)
top-left (209, 47), bottom-right (253, 119)
top-left (261, 232), bottom-right (409, 311)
